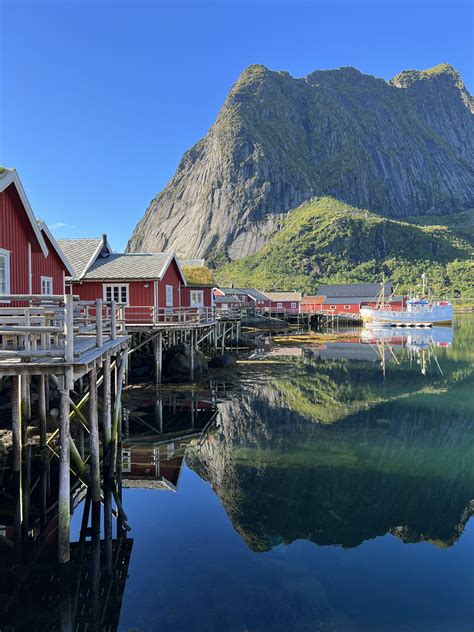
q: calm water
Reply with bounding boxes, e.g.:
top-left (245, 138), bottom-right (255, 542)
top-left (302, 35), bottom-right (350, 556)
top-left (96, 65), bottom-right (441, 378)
top-left (1, 316), bottom-right (473, 631)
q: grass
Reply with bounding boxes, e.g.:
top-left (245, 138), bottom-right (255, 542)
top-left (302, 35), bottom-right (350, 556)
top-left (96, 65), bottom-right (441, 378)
top-left (182, 265), bottom-right (215, 287)
top-left (216, 197), bottom-right (474, 300)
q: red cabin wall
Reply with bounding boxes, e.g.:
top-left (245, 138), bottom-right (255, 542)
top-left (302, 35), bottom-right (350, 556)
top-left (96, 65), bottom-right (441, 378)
top-left (157, 259), bottom-right (183, 308)
top-left (181, 286), bottom-right (213, 307)
top-left (71, 280), bottom-right (155, 305)
top-left (270, 300), bottom-right (300, 313)
top-left (323, 303), bottom-right (360, 314)
top-left (32, 232), bottom-right (67, 294)
top-left (0, 185), bottom-right (35, 298)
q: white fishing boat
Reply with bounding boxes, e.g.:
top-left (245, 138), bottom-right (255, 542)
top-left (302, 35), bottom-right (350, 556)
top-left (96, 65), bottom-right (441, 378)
top-left (360, 275), bottom-right (453, 327)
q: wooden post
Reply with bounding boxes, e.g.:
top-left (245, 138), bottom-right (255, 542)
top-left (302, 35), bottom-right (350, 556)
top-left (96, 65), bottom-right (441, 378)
top-left (64, 293), bottom-right (74, 363)
top-left (96, 298), bottom-right (103, 348)
top-left (58, 380), bottom-right (71, 563)
top-left (110, 299), bottom-right (117, 340)
top-left (11, 375), bottom-right (22, 553)
top-left (190, 329), bottom-right (194, 380)
top-left (103, 354), bottom-right (112, 468)
top-left (155, 332), bottom-right (162, 384)
top-left (39, 374), bottom-right (47, 447)
top-left (89, 365), bottom-right (101, 503)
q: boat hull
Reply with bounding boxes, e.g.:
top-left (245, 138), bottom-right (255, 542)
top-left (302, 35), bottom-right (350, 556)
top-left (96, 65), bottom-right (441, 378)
top-left (360, 304), bottom-right (453, 327)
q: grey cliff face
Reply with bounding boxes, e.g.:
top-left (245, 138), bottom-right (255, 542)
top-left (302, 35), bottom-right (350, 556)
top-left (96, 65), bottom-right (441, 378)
top-left (127, 63), bottom-right (474, 260)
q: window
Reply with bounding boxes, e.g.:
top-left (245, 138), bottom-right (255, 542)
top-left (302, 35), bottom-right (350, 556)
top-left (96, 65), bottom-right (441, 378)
top-left (41, 276), bottom-right (53, 295)
top-left (329, 305), bottom-right (336, 310)
top-left (0, 248), bottom-right (11, 297)
top-left (166, 285), bottom-right (174, 307)
top-left (103, 284), bottom-right (129, 304)
top-left (291, 302), bottom-right (297, 308)
top-left (122, 449), bottom-right (131, 473)
top-left (190, 289), bottom-right (204, 307)
top-left (344, 305), bottom-right (350, 310)
top-left (277, 302), bottom-right (283, 308)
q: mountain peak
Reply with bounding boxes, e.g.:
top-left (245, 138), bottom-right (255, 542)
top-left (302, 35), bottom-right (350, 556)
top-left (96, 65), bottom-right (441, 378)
top-left (390, 63), bottom-right (463, 87)
top-left (127, 63), bottom-right (474, 261)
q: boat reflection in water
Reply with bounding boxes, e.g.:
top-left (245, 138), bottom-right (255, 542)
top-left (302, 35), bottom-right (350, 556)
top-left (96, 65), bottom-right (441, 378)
top-left (360, 325), bottom-right (454, 375)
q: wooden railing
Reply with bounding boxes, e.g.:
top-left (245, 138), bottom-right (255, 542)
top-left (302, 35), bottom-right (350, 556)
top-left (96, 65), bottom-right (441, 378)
top-left (0, 295), bottom-right (123, 363)
top-left (121, 306), bottom-right (217, 327)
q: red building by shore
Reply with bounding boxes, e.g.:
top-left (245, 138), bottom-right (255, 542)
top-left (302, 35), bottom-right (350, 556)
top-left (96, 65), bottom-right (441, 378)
top-left (0, 168), bottom-right (73, 300)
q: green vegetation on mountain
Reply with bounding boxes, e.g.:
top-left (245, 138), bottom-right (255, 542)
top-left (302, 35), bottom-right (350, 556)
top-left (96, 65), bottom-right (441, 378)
top-left (216, 198), bottom-right (474, 299)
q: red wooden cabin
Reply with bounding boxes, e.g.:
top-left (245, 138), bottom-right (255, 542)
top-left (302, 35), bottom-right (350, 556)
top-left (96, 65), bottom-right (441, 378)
top-left (214, 287), bottom-right (271, 311)
top-left (179, 259), bottom-right (215, 309)
top-left (0, 168), bottom-right (73, 301)
top-left (301, 283), bottom-right (394, 315)
top-left (264, 292), bottom-right (301, 315)
top-left (58, 235), bottom-right (189, 326)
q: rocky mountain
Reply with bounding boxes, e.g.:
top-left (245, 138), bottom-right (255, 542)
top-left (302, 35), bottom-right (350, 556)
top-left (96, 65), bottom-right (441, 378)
top-left (127, 63), bottom-right (474, 261)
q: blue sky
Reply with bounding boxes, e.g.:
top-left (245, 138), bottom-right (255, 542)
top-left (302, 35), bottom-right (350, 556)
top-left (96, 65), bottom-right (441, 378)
top-left (1, 0), bottom-right (472, 251)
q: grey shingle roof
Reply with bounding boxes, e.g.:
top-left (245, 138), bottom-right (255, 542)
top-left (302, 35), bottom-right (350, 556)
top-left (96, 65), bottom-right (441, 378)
top-left (217, 287), bottom-right (269, 301)
top-left (57, 238), bottom-right (103, 279)
top-left (179, 258), bottom-right (206, 267)
top-left (215, 295), bottom-right (242, 304)
top-left (265, 291), bottom-right (302, 302)
top-left (84, 252), bottom-right (174, 280)
top-left (316, 282), bottom-right (392, 300)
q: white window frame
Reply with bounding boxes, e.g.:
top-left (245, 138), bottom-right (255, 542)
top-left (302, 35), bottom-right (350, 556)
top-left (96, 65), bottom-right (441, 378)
top-left (291, 302), bottom-right (297, 308)
top-left (329, 305), bottom-right (336, 310)
top-left (103, 284), bottom-right (129, 305)
top-left (344, 305), bottom-right (351, 310)
top-left (122, 449), bottom-right (131, 473)
top-left (277, 302), bottom-right (283, 308)
top-left (190, 289), bottom-right (204, 307)
top-left (41, 276), bottom-right (53, 295)
top-left (0, 248), bottom-right (11, 300)
top-left (166, 284), bottom-right (174, 307)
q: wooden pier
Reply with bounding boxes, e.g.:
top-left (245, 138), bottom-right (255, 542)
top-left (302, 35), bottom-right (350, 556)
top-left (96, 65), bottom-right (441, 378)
top-left (0, 293), bottom-right (130, 563)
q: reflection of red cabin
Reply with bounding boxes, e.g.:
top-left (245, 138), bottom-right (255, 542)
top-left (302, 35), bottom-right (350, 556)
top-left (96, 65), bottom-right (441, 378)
top-left (264, 292), bottom-right (301, 314)
top-left (57, 235), bottom-right (187, 325)
top-left (0, 168), bottom-right (73, 301)
top-left (122, 441), bottom-right (188, 491)
top-left (301, 283), bottom-right (394, 315)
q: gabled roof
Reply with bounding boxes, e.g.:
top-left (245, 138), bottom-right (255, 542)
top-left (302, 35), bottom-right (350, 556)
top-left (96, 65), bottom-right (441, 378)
top-left (316, 282), bottom-right (392, 299)
top-left (216, 287), bottom-right (269, 301)
top-left (82, 251), bottom-right (187, 283)
top-left (0, 168), bottom-right (49, 256)
top-left (57, 237), bottom-right (112, 280)
top-left (37, 221), bottom-right (75, 277)
top-left (214, 294), bottom-right (242, 304)
top-left (301, 295), bottom-right (325, 304)
top-left (179, 258), bottom-right (206, 267)
top-left (265, 291), bottom-right (302, 302)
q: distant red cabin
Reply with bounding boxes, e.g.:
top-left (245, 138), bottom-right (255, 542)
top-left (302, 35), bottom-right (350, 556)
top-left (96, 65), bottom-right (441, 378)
top-left (300, 283), bottom-right (395, 315)
top-left (264, 292), bottom-right (301, 315)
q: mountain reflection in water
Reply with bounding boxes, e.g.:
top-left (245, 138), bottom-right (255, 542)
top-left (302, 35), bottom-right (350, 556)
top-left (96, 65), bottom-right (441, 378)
top-left (0, 318), bottom-right (473, 631)
top-left (188, 323), bottom-right (473, 551)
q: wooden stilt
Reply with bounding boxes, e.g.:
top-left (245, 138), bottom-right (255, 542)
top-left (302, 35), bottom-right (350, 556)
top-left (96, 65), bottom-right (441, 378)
top-left (190, 329), bottom-right (195, 380)
top-left (89, 364), bottom-right (101, 503)
top-left (58, 377), bottom-right (71, 563)
top-left (39, 374), bottom-right (47, 447)
top-left (155, 332), bottom-right (162, 384)
top-left (103, 354), bottom-right (112, 468)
